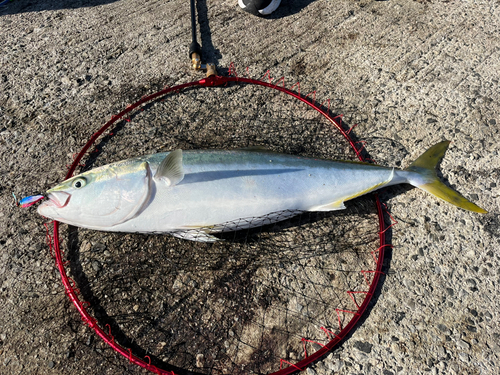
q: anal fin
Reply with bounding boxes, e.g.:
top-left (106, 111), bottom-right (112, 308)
top-left (171, 229), bottom-right (221, 242)
top-left (309, 200), bottom-right (346, 212)
top-left (309, 169), bottom-right (394, 212)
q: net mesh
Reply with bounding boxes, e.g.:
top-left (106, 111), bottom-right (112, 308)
top-left (48, 73), bottom-right (387, 374)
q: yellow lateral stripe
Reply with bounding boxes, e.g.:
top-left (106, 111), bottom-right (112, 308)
top-left (343, 178), bottom-right (392, 202)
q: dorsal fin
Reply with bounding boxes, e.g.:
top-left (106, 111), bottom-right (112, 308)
top-left (238, 146), bottom-right (270, 152)
top-left (154, 149), bottom-right (184, 186)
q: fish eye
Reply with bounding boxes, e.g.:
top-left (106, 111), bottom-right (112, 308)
top-left (73, 177), bottom-right (87, 189)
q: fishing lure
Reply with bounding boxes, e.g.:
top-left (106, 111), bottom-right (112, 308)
top-left (19, 195), bottom-right (45, 208)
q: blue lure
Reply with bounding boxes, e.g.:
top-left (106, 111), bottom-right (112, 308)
top-left (19, 195), bottom-right (45, 208)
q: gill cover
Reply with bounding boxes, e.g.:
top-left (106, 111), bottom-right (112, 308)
top-left (42, 161), bottom-right (151, 227)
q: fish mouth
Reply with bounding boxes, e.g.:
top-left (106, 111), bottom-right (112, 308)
top-left (44, 191), bottom-right (71, 208)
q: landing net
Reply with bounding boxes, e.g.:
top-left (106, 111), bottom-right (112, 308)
top-left (46, 69), bottom-right (391, 374)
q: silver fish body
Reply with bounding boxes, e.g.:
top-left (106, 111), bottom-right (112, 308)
top-left (38, 143), bottom-right (486, 241)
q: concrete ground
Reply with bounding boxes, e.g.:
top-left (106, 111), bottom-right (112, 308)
top-left (1, 0), bottom-right (499, 374)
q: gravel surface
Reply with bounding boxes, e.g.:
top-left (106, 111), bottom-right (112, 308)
top-left (1, 1), bottom-right (499, 374)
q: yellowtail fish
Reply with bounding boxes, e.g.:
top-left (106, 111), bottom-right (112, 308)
top-left (37, 141), bottom-right (486, 242)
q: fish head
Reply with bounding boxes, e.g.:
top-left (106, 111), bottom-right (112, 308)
top-left (38, 161), bottom-right (151, 228)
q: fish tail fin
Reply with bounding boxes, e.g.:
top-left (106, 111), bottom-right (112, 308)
top-left (405, 141), bottom-right (487, 213)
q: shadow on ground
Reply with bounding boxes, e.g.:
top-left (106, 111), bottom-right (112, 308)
top-left (0, 0), bottom-right (119, 14)
top-left (1, 0), bottom-right (317, 17)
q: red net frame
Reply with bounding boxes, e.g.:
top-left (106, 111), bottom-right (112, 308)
top-left (46, 68), bottom-right (391, 375)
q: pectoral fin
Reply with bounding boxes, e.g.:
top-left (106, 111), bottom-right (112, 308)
top-left (154, 149), bottom-right (184, 186)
